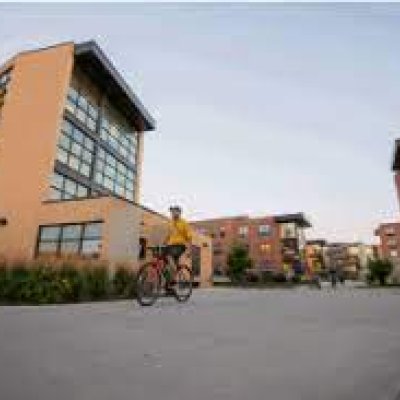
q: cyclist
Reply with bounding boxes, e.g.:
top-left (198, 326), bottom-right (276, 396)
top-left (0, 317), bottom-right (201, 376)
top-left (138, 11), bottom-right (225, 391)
top-left (164, 205), bottom-right (193, 279)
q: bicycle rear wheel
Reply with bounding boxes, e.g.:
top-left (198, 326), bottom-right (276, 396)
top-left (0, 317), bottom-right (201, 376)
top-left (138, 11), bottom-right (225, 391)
top-left (136, 263), bottom-right (160, 306)
top-left (173, 265), bottom-right (193, 303)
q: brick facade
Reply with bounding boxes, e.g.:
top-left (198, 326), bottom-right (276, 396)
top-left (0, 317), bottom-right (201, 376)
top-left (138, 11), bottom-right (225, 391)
top-left (192, 213), bottom-right (310, 276)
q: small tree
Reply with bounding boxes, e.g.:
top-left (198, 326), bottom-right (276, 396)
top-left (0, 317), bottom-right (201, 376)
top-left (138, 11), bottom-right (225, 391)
top-left (227, 245), bottom-right (252, 282)
top-left (367, 258), bottom-right (394, 286)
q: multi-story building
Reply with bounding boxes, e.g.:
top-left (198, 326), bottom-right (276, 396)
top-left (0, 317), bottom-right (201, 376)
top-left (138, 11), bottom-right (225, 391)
top-left (374, 222), bottom-right (400, 281)
top-left (373, 140), bottom-right (400, 281)
top-left (324, 242), bottom-right (375, 280)
top-left (392, 139), bottom-right (400, 207)
top-left (304, 239), bottom-right (327, 276)
top-left (0, 41), bottom-right (212, 286)
top-left (191, 213), bottom-right (311, 276)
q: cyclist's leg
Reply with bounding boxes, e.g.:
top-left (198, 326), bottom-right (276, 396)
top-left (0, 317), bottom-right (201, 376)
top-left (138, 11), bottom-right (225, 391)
top-left (167, 245), bottom-right (186, 285)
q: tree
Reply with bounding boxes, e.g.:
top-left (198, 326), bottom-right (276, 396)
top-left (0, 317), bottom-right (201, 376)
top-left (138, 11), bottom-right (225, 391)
top-left (367, 258), bottom-right (394, 286)
top-left (227, 245), bottom-right (252, 282)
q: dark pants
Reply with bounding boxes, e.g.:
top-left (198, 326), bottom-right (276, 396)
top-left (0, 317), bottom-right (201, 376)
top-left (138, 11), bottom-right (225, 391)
top-left (164, 244), bottom-right (186, 265)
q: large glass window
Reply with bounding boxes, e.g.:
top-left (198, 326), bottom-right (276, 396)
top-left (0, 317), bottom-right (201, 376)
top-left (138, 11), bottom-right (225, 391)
top-left (100, 114), bottom-right (137, 165)
top-left (94, 147), bottom-right (135, 201)
top-left (57, 119), bottom-right (94, 178)
top-left (65, 86), bottom-right (99, 132)
top-left (37, 222), bottom-right (103, 258)
top-left (0, 69), bottom-right (11, 119)
top-left (49, 172), bottom-right (89, 200)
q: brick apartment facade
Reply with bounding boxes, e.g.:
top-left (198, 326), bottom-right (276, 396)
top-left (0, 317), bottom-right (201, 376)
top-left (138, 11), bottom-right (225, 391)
top-left (0, 41), bottom-right (212, 286)
top-left (304, 239), bottom-right (327, 275)
top-left (373, 140), bottom-right (400, 281)
top-left (191, 213), bottom-right (311, 276)
top-left (375, 223), bottom-right (400, 280)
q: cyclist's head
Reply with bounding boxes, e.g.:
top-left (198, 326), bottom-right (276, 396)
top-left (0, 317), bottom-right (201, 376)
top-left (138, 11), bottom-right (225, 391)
top-left (169, 205), bottom-right (182, 220)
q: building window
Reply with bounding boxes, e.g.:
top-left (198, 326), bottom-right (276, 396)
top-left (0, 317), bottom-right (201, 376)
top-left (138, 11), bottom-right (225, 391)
top-left (95, 147), bottom-right (135, 201)
top-left (100, 114), bottom-right (137, 165)
top-left (219, 227), bottom-right (226, 238)
top-left (37, 222), bottom-right (103, 258)
top-left (139, 237), bottom-right (147, 260)
top-left (57, 119), bottom-right (94, 178)
top-left (0, 70), bottom-right (11, 88)
top-left (390, 249), bottom-right (398, 258)
top-left (385, 227), bottom-right (395, 236)
top-left (238, 226), bottom-right (248, 237)
top-left (197, 228), bottom-right (208, 236)
top-left (258, 224), bottom-right (271, 237)
top-left (260, 243), bottom-right (271, 253)
top-left (65, 86), bottom-right (99, 132)
top-left (281, 223), bottom-right (297, 239)
top-left (213, 249), bottom-right (223, 256)
top-left (387, 238), bottom-right (397, 248)
top-left (0, 69), bottom-right (11, 120)
top-left (49, 172), bottom-right (89, 200)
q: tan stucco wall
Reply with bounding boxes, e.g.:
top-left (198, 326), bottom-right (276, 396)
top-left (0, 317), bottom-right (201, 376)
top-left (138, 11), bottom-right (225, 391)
top-left (0, 43), bottom-right (74, 259)
top-left (37, 197), bottom-right (143, 267)
top-left (108, 204), bottom-right (141, 265)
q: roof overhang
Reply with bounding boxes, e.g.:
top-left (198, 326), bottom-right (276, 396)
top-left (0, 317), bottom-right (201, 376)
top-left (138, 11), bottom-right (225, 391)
top-left (306, 239), bottom-right (327, 246)
top-left (74, 41), bottom-right (155, 131)
top-left (392, 139), bottom-right (400, 171)
top-left (274, 213), bottom-right (312, 228)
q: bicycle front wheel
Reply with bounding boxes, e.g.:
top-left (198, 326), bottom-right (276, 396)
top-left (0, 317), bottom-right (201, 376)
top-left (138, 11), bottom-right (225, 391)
top-left (136, 263), bottom-right (160, 306)
top-left (173, 265), bottom-right (193, 303)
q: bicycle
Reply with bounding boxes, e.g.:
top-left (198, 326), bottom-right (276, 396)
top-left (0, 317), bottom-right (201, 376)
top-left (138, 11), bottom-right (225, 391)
top-left (136, 246), bottom-right (194, 306)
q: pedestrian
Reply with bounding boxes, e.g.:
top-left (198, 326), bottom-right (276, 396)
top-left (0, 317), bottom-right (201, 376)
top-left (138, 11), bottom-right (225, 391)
top-left (329, 262), bottom-right (338, 289)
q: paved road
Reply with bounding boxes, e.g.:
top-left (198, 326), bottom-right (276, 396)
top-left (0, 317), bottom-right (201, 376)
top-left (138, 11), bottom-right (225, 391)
top-left (1, 288), bottom-right (400, 400)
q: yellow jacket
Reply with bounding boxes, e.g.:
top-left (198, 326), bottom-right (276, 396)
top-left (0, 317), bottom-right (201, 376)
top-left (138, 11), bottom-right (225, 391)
top-left (166, 218), bottom-right (192, 245)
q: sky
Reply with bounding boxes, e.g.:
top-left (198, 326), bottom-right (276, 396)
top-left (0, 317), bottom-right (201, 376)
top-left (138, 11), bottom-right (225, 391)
top-left (1, 3), bottom-right (400, 243)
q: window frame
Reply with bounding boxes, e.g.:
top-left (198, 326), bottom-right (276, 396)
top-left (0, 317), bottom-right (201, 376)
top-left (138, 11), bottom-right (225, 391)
top-left (36, 221), bottom-right (103, 258)
top-left (258, 224), bottom-right (272, 237)
top-left (238, 226), bottom-right (249, 238)
top-left (59, 105), bottom-right (138, 202)
top-left (49, 172), bottom-right (89, 201)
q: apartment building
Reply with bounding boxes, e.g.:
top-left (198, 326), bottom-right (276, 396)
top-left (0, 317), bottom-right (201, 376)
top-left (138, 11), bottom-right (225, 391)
top-left (304, 239), bottom-right (327, 276)
top-left (324, 242), bottom-right (375, 280)
top-left (0, 41), bottom-right (212, 285)
top-left (191, 213), bottom-right (311, 276)
top-left (375, 223), bottom-right (400, 280)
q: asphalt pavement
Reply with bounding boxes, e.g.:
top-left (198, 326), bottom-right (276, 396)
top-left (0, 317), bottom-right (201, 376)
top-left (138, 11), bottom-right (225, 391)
top-left (1, 287), bottom-right (400, 400)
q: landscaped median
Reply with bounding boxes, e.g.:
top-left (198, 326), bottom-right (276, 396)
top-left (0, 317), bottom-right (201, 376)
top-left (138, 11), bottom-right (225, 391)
top-left (0, 258), bottom-right (137, 305)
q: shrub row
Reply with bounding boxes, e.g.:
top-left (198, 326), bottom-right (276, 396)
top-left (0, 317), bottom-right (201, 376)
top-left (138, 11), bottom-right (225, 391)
top-left (0, 258), bottom-right (136, 305)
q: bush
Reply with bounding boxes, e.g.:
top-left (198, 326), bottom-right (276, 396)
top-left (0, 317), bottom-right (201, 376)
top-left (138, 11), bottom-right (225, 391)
top-left (368, 258), bottom-right (394, 286)
top-left (245, 270), bottom-right (260, 283)
top-left (112, 265), bottom-right (136, 298)
top-left (0, 258), bottom-right (141, 304)
top-left (273, 272), bottom-right (287, 283)
top-left (228, 245), bottom-right (252, 282)
top-left (82, 263), bottom-right (110, 300)
top-left (58, 262), bottom-right (85, 302)
top-left (0, 260), bottom-right (9, 300)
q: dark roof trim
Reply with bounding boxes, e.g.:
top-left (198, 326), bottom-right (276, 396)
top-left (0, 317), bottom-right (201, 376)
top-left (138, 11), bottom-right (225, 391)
top-left (392, 139), bottom-right (400, 171)
top-left (75, 41), bottom-right (155, 131)
top-left (274, 213), bottom-right (312, 228)
top-left (306, 239), bottom-right (327, 246)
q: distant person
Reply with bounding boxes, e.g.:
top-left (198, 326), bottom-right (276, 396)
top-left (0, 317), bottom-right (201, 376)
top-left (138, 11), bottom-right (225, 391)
top-left (329, 263), bottom-right (338, 289)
